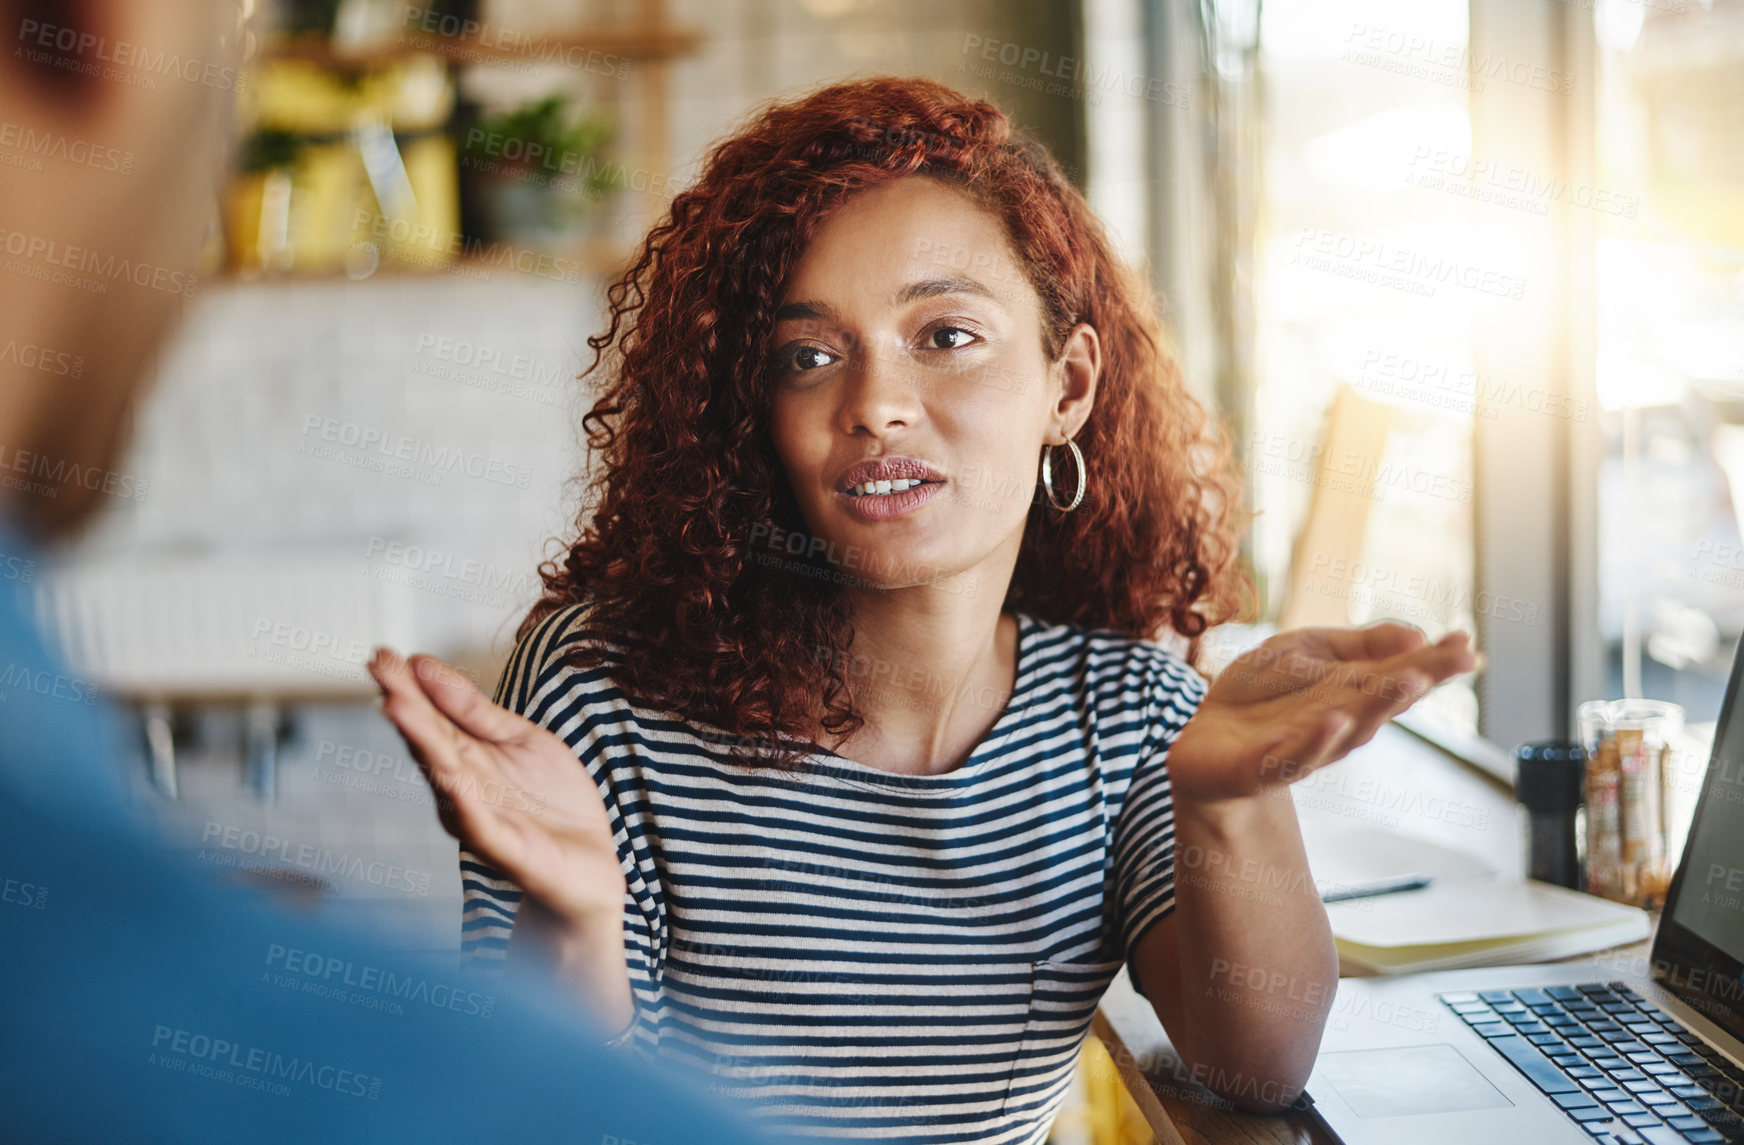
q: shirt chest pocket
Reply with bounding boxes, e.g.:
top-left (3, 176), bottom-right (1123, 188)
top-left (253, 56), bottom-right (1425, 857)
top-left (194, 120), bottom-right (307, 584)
top-left (1001, 957), bottom-right (1124, 1118)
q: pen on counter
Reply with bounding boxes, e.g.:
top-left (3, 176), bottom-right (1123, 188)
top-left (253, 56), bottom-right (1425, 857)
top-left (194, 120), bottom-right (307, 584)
top-left (1319, 875), bottom-right (1433, 903)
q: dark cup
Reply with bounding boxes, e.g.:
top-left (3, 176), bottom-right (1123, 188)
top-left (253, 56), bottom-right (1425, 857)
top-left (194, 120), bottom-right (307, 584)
top-left (1515, 739), bottom-right (1588, 891)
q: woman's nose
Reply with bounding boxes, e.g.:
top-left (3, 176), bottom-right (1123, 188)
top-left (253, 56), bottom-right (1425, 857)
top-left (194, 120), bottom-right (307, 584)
top-left (837, 343), bottom-right (924, 436)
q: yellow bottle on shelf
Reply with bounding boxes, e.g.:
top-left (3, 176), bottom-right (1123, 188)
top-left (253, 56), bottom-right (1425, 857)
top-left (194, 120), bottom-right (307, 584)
top-left (224, 54), bottom-right (461, 277)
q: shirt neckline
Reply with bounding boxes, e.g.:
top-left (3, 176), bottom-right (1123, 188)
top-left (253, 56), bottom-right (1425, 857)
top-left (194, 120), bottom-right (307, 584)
top-left (800, 610), bottom-right (1037, 790)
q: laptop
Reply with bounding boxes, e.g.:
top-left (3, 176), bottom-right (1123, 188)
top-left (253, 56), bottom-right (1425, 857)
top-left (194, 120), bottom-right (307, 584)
top-left (1304, 639), bottom-right (1744, 1145)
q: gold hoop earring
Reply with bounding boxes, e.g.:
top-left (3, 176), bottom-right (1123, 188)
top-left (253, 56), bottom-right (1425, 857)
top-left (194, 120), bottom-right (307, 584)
top-left (1040, 439), bottom-right (1086, 512)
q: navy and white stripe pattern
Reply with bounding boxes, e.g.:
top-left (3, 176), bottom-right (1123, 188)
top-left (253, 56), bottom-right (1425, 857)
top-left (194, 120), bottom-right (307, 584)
top-left (461, 603), bottom-right (1205, 1143)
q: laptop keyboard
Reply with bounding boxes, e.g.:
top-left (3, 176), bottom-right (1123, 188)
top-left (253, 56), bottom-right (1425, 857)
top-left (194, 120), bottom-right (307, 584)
top-left (1438, 982), bottom-right (1744, 1145)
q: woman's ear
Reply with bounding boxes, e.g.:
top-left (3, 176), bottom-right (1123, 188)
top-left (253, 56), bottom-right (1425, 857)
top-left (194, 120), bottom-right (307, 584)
top-left (1050, 322), bottom-right (1101, 444)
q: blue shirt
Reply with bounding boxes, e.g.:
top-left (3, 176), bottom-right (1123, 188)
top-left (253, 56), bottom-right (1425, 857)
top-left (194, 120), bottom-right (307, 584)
top-left (0, 518), bottom-right (780, 1145)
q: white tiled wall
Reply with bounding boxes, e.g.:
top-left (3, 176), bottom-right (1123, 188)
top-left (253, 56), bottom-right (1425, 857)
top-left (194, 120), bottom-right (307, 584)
top-left (51, 275), bottom-right (601, 954)
top-left (69, 274), bottom-right (598, 666)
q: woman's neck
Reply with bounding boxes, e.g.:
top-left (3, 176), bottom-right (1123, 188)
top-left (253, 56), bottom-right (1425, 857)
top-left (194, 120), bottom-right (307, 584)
top-left (815, 591), bottom-right (1019, 776)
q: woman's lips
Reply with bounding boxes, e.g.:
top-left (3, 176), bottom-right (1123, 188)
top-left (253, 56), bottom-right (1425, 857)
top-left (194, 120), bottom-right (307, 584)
top-left (837, 480), bottom-right (943, 522)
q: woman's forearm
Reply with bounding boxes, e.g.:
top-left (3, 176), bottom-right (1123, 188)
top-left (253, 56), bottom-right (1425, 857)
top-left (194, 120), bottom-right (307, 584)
top-left (1169, 787), bottom-right (1339, 1112)
top-left (507, 895), bottom-right (636, 1035)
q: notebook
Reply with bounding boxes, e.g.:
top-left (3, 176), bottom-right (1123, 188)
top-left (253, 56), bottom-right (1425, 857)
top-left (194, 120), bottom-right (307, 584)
top-left (1303, 821), bottom-right (1651, 975)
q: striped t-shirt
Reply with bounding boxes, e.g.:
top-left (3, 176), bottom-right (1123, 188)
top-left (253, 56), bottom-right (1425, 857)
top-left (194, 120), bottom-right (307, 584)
top-left (460, 603), bottom-right (1205, 1144)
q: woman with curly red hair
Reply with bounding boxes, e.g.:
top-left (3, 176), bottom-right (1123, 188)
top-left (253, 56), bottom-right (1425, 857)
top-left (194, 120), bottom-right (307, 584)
top-left (368, 76), bottom-right (1476, 1143)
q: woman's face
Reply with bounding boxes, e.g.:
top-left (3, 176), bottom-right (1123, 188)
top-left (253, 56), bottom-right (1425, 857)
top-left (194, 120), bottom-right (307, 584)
top-left (765, 176), bottom-right (1098, 596)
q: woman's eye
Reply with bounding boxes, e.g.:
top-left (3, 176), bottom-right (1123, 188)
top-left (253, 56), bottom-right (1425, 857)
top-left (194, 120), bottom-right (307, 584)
top-left (928, 326), bottom-right (976, 350)
top-left (787, 345), bottom-right (837, 372)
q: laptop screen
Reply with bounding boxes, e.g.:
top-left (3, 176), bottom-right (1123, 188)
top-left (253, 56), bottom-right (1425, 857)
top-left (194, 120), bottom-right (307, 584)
top-left (1656, 639), bottom-right (1744, 1039)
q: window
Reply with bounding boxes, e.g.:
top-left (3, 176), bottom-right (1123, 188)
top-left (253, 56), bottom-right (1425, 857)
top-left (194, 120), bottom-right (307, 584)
top-left (1591, 0), bottom-right (1744, 731)
top-left (1252, 0), bottom-right (1481, 733)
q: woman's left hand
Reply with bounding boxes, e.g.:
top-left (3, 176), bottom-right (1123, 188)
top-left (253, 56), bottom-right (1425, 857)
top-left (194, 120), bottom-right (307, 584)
top-left (1166, 622), bottom-right (1481, 805)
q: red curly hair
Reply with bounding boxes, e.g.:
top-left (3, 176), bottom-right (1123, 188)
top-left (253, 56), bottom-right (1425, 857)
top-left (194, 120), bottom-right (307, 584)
top-left (520, 75), bottom-right (1249, 769)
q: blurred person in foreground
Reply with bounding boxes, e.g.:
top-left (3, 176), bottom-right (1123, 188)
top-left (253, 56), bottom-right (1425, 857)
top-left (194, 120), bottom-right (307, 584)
top-left (0, 2), bottom-right (776, 1142)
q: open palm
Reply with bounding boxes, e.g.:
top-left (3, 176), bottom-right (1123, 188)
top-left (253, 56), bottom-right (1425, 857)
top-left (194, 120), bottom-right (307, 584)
top-left (366, 647), bottom-right (625, 928)
top-left (1167, 622), bottom-right (1481, 805)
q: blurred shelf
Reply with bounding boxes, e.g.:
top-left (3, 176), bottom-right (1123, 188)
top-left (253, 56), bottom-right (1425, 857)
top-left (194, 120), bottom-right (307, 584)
top-left (259, 24), bottom-right (705, 70)
top-left (208, 235), bottom-right (636, 288)
top-left (229, 4), bottom-right (694, 289)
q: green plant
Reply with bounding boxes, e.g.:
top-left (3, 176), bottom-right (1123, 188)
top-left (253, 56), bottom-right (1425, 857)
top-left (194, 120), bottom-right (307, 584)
top-left (280, 0), bottom-right (345, 37)
top-left (239, 128), bottom-right (304, 173)
top-left (463, 95), bottom-right (616, 200)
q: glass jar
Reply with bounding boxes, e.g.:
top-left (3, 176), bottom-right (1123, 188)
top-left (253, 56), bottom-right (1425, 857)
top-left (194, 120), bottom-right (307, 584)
top-left (1577, 698), bottom-right (1683, 909)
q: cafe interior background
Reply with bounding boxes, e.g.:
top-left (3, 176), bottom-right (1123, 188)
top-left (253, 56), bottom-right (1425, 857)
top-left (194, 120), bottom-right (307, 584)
top-left (22, 0), bottom-right (1744, 1139)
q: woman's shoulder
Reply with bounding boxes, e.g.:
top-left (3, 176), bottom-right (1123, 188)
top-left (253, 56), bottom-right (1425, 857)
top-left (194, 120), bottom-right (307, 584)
top-left (1023, 611), bottom-right (1205, 705)
top-left (1022, 612), bottom-right (1208, 767)
top-left (516, 597), bottom-right (630, 658)
top-left (1022, 614), bottom-right (1208, 775)
top-left (493, 598), bottom-right (627, 711)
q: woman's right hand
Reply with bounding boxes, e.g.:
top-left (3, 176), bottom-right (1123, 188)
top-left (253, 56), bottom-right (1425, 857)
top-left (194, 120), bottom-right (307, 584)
top-left (365, 646), bottom-right (627, 934)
